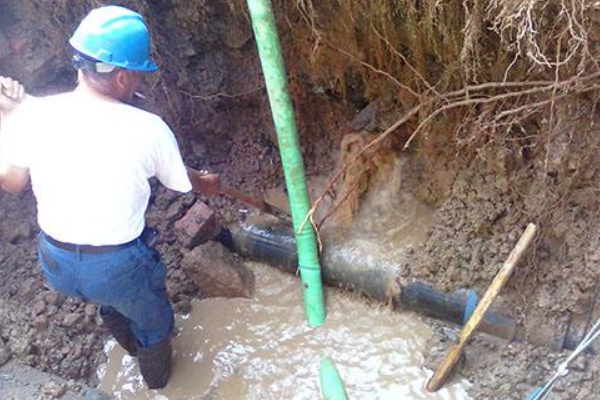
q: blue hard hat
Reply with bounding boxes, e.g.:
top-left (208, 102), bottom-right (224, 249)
top-left (69, 6), bottom-right (158, 72)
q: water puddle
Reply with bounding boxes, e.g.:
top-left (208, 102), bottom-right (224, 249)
top-left (98, 264), bottom-right (471, 400)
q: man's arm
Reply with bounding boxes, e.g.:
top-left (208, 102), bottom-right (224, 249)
top-left (0, 77), bottom-right (29, 194)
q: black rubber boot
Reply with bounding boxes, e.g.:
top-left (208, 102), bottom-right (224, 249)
top-left (138, 337), bottom-right (172, 389)
top-left (101, 310), bottom-right (138, 357)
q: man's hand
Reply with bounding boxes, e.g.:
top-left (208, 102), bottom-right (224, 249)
top-left (0, 77), bottom-right (26, 116)
top-left (0, 77), bottom-right (30, 194)
top-left (187, 168), bottom-right (221, 197)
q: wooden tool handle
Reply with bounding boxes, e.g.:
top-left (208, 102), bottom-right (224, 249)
top-left (426, 223), bottom-right (537, 392)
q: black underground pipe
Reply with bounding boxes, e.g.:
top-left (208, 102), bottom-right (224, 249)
top-left (399, 281), bottom-right (516, 341)
top-left (219, 219), bottom-right (517, 342)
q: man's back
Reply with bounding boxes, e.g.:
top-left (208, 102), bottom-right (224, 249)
top-left (0, 90), bottom-right (191, 245)
top-left (0, 6), bottom-right (193, 389)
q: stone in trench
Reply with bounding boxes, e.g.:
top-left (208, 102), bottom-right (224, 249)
top-left (84, 304), bottom-right (96, 318)
top-left (34, 315), bottom-right (49, 332)
top-left (44, 291), bottom-right (63, 306)
top-left (43, 381), bottom-right (67, 398)
top-left (33, 300), bottom-right (46, 316)
top-left (21, 278), bottom-right (40, 298)
top-left (181, 241), bottom-right (254, 298)
top-left (62, 313), bottom-right (82, 328)
top-left (174, 201), bottom-right (221, 249)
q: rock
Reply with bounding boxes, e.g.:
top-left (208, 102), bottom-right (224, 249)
top-left (44, 291), bottom-right (62, 306)
top-left (43, 381), bottom-right (67, 398)
top-left (85, 333), bottom-right (98, 348)
top-left (0, 342), bottom-right (12, 367)
top-left (62, 313), bottom-right (82, 328)
top-left (33, 300), bottom-right (46, 316)
top-left (46, 305), bottom-right (58, 317)
top-left (21, 278), bottom-right (40, 298)
top-left (84, 304), bottom-right (96, 318)
top-left (34, 315), bottom-right (49, 332)
top-left (570, 357), bottom-right (587, 372)
top-left (174, 201), bottom-right (221, 249)
top-left (181, 242), bottom-right (255, 298)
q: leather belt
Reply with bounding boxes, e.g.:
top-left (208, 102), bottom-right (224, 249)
top-left (44, 234), bottom-right (138, 254)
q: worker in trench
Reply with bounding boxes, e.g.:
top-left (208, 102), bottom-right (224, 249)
top-left (0, 6), bottom-right (220, 389)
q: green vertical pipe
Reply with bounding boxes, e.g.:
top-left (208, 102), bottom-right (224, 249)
top-left (320, 357), bottom-right (349, 400)
top-left (246, 0), bottom-right (326, 327)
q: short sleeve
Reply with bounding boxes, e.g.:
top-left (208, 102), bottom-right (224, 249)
top-left (0, 101), bottom-right (35, 169)
top-left (153, 119), bottom-right (192, 193)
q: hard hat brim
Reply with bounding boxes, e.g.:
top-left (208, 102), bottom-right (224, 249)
top-left (70, 38), bottom-right (159, 73)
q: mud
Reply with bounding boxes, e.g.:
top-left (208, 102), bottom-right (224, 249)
top-left (0, 360), bottom-right (111, 400)
top-left (403, 151), bottom-right (600, 399)
top-left (1, 0), bottom-right (600, 400)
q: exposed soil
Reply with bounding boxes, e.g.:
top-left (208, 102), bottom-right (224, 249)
top-left (2, 1), bottom-right (600, 399)
top-left (0, 360), bottom-right (110, 400)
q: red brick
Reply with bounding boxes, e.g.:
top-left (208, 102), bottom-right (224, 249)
top-left (174, 201), bottom-right (220, 249)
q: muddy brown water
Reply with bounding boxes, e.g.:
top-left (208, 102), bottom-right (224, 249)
top-left (98, 264), bottom-right (471, 400)
top-left (99, 156), bottom-right (472, 399)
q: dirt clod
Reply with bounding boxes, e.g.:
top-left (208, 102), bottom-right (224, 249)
top-left (42, 381), bottom-right (66, 398)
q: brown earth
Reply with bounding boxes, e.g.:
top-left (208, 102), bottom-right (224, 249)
top-left (2, 0), bottom-right (600, 399)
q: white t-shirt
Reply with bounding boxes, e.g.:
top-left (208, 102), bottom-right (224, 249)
top-left (0, 90), bottom-right (192, 245)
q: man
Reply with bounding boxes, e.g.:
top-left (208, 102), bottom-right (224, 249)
top-left (0, 6), bottom-right (217, 389)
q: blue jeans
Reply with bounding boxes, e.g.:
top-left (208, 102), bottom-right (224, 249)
top-left (37, 232), bottom-right (174, 347)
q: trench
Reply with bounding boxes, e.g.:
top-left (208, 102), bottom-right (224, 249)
top-left (2, 1), bottom-right (600, 399)
top-left (98, 155), bottom-right (472, 399)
